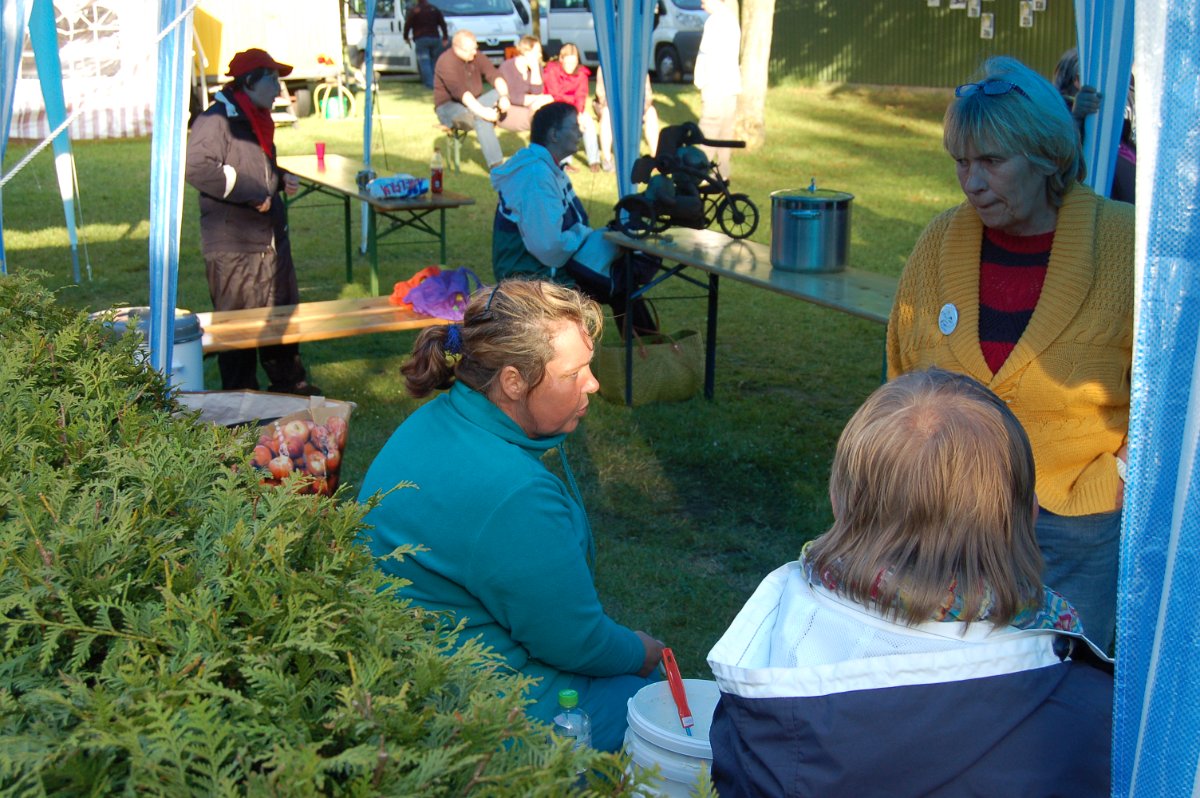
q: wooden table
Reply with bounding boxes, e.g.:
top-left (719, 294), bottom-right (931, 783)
top-left (278, 154), bottom-right (475, 295)
top-left (605, 227), bottom-right (898, 404)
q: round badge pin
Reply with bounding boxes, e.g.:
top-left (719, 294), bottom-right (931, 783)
top-left (938, 303), bottom-right (958, 335)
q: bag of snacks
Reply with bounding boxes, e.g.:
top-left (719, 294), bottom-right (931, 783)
top-left (177, 391), bottom-right (355, 496)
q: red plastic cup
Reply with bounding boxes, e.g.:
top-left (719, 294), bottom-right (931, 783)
top-left (315, 142), bottom-right (326, 163)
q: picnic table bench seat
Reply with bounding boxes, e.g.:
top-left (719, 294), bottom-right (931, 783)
top-left (197, 296), bottom-right (452, 354)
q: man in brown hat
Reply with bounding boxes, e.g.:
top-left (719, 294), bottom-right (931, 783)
top-left (185, 48), bottom-right (321, 395)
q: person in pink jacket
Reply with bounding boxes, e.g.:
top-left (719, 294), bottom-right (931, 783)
top-left (543, 44), bottom-right (600, 172)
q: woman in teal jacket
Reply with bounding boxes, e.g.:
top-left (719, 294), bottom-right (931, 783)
top-left (358, 280), bottom-right (665, 751)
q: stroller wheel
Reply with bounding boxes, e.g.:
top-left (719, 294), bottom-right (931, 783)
top-left (717, 193), bottom-right (760, 240)
top-left (615, 195), bottom-right (657, 239)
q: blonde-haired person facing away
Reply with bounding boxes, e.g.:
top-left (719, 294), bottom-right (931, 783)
top-left (708, 368), bottom-right (1113, 797)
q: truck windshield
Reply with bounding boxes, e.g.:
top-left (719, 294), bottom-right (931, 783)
top-left (431, 0), bottom-right (515, 15)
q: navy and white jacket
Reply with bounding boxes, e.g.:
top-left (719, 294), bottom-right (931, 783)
top-left (707, 561), bottom-right (1113, 797)
top-left (490, 143), bottom-right (616, 282)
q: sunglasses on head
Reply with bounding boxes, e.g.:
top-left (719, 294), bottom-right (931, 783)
top-left (955, 80), bottom-right (1030, 99)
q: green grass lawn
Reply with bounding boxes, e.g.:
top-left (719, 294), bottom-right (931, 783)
top-left (3, 78), bottom-right (962, 676)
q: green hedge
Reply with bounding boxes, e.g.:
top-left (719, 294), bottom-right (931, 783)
top-left (0, 275), bottom-right (650, 796)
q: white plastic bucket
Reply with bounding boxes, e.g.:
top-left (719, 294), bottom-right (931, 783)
top-left (624, 679), bottom-right (721, 797)
top-left (95, 306), bottom-right (205, 392)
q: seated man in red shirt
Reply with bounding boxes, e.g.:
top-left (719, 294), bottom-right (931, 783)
top-left (497, 36), bottom-right (553, 134)
top-left (543, 43), bottom-right (600, 172)
top-left (433, 30), bottom-right (511, 170)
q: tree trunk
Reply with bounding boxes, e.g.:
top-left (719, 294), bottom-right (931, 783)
top-left (736, 0), bottom-right (776, 150)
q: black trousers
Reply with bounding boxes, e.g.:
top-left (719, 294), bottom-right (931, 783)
top-left (205, 247), bottom-right (309, 392)
top-left (564, 253), bottom-right (658, 337)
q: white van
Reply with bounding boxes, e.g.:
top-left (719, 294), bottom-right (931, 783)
top-left (345, 0), bottom-right (536, 73)
top-left (542, 0), bottom-right (707, 83)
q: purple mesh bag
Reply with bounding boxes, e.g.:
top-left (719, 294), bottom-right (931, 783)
top-left (402, 267), bottom-right (482, 321)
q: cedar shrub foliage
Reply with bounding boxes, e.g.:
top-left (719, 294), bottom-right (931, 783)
top-left (0, 276), bottom-right (647, 796)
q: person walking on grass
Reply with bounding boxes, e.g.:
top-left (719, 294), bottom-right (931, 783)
top-left (404, 0), bottom-right (450, 90)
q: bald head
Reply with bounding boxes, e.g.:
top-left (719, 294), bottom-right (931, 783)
top-left (452, 30), bottom-right (478, 61)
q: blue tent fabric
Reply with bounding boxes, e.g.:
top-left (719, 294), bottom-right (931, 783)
top-left (1074, 0), bottom-right (1134, 199)
top-left (147, 0), bottom-right (193, 379)
top-left (591, 0), bottom-right (654, 199)
top-left (1112, 0), bottom-right (1200, 794)
top-left (360, 1), bottom-right (376, 254)
top-left (0, 0), bottom-right (32, 276)
top-left (28, 0), bottom-right (80, 283)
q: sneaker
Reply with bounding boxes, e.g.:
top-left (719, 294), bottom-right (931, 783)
top-left (589, 162), bottom-right (602, 173)
top-left (601, 157), bottom-right (614, 173)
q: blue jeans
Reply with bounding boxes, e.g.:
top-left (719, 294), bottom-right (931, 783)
top-left (528, 671), bottom-right (655, 753)
top-left (1037, 508), bottom-right (1121, 652)
top-left (569, 673), bottom-right (657, 752)
top-left (414, 36), bottom-right (442, 89)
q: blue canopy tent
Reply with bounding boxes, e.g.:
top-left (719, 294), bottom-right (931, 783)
top-left (4, 1), bottom-right (1200, 791)
top-left (146, 0), bottom-right (194, 380)
top-left (359, 0), bottom-right (376, 253)
top-left (1, 0), bottom-right (83, 281)
top-left (591, 0), bottom-right (655, 200)
top-left (1075, 0), bottom-right (1134, 199)
top-left (1112, 0), bottom-right (1200, 793)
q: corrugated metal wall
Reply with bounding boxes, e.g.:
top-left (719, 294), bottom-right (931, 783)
top-left (770, 0), bottom-right (1076, 88)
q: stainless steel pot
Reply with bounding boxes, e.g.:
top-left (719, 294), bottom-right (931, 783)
top-left (769, 187), bottom-right (854, 273)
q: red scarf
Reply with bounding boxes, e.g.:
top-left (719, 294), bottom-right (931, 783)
top-left (230, 89), bottom-right (275, 158)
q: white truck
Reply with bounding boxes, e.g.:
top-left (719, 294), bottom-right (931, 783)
top-left (344, 0), bottom-right (537, 72)
top-left (192, 0), bottom-right (344, 118)
top-left (542, 0), bottom-right (707, 82)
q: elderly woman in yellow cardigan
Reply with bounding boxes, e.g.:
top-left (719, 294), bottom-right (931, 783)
top-left (887, 56), bottom-right (1134, 652)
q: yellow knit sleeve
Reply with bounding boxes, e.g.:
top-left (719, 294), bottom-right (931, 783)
top-left (887, 209), bottom-right (957, 381)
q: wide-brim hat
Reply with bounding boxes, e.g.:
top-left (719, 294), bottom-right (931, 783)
top-left (226, 48), bottom-right (293, 78)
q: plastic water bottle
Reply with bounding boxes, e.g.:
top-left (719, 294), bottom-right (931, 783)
top-left (430, 147), bottom-right (444, 194)
top-left (553, 689), bottom-right (592, 771)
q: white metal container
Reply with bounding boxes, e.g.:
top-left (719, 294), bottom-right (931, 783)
top-left (97, 306), bottom-right (205, 391)
top-left (769, 187), bottom-right (854, 273)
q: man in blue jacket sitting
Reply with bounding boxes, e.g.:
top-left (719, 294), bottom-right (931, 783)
top-left (490, 102), bottom-right (657, 336)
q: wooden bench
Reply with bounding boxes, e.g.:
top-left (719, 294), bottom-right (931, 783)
top-left (196, 297), bottom-right (452, 354)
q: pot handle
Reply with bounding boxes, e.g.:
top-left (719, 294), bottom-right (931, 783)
top-left (788, 210), bottom-right (821, 219)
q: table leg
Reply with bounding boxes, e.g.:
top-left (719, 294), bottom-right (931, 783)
top-left (705, 273), bottom-right (718, 400)
top-left (439, 207), bottom-right (447, 265)
top-left (342, 195), bottom-right (352, 283)
top-left (368, 208), bottom-right (380, 296)
top-left (624, 249), bottom-right (635, 406)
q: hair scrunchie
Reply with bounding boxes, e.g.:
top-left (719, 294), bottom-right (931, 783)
top-left (445, 324), bottom-right (463, 355)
